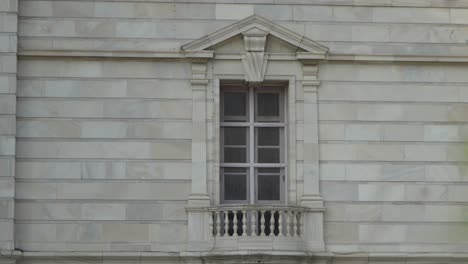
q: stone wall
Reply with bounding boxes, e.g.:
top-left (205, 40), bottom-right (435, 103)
top-left (13, 0), bottom-right (468, 258)
top-left (0, 0), bottom-right (17, 252)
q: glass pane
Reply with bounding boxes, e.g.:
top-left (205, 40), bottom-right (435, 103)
top-left (258, 168), bottom-right (280, 174)
top-left (224, 147), bottom-right (247, 163)
top-left (224, 127), bottom-right (247, 146)
top-left (257, 127), bottom-right (280, 146)
top-left (258, 148), bottom-right (280, 163)
top-left (257, 175), bottom-right (280, 201)
top-left (223, 92), bottom-right (247, 120)
top-left (224, 173), bottom-right (247, 201)
top-left (257, 92), bottom-right (279, 118)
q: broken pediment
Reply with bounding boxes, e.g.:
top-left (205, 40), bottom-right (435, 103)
top-left (182, 15), bottom-right (328, 83)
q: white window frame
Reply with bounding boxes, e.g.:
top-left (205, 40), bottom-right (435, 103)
top-left (219, 82), bottom-right (287, 205)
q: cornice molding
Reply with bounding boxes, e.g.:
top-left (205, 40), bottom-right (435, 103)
top-left (18, 50), bottom-right (468, 63)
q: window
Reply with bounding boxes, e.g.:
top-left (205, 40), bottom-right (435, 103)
top-left (220, 84), bottom-right (286, 204)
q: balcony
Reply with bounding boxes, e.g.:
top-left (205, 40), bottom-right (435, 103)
top-left (186, 204), bottom-right (325, 253)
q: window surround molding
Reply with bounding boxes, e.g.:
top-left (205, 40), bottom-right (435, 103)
top-left (184, 15), bottom-right (328, 253)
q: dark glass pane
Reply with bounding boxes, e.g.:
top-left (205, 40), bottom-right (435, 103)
top-left (258, 168), bottom-right (280, 174)
top-left (258, 175), bottom-right (280, 200)
top-left (258, 127), bottom-right (280, 146)
top-left (257, 148), bottom-right (280, 163)
top-left (224, 174), bottom-right (247, 200)
top-left (223, 92), bottom-right (247, 118)
top-left (224, 167), bottom-right (248, 173)
top-left (224, 127), bottom-right (247, 146)
top-left (224, 147), bottom-right (247, 163)
top-left (257, 93), bottom-right (279, 117)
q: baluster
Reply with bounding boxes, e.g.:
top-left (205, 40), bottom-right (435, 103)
top-left (233, 211), bottom-right (238, 236)
top-left (269, 211), bottom-right (274, 236)
top-left (278, 211), bottom-right (283, 236)
top-left (215, 211), bottom-right (221, 237)
top-left (260, 210), bottom-right (265, 236)
top-left (209, 211), bottom-right (214, 236)
top-left (224, 211), bottom-right (229, 237)
top-left (251, 210), bottom-right (257, 236)
top-left (242, 210), bottom-right (247, 236)
top-left (293, 212), bottom-right (300, 236)
top-left (298, 212), bottom-right (304, 237)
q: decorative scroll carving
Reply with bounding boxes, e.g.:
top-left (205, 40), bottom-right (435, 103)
top-left (241, 28), bottom-right (269, 83)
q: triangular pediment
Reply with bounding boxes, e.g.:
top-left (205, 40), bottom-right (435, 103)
top-left (182, 15), bottom-right (328, 56)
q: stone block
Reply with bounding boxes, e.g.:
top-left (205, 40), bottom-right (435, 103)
top-left (381, 164), bottom-right (425, 181)
top-left (19, 19), bottom-right (75, 37)
top-left (293, 6), bottom-right (333, 21)
top-left (0, 136), bottom-right (14, 155)
top-left (405, 185), bottom-right (448, 201)
top-left (448, 186), bottom-right (468, 202)
top-left (17, 140), bottom-right (191, 159)
top-left (150, 223), bottom-right (186, 242)
top-left (425, 165), bottom-right (467, 182)
top-left (324, 222), bottom-right (359, 242)
top-left (15, 182), bottom-right (57, 199)
top-left (0, 55), bottom-right (16, 73)
top-left (424, 125), bottom-right (460, 142)
top-left (359, 224), bottom-right (406, 242)
top-left (16, 161), bottom-right (81, 179)
top-left (56, 182), bottom-right (189, 200)
top-left (175, 3), bottom-right (215, 19)
top-left (320, 163), bottom-right (345, 181)
top-left (345, 124), bottom-right (381, 141)
top-left (0, 75), bottom-right (16, 93)
top-left (82, 203), bottom-right (126, 221)
top-left (383, 124), bottom-right (424, 141)
top-left (450, 9), bottom-right (468, 23)
top-left (358, 184), bottom-right (404, 201)
top-left (319, 123), bottom-right (345, 141)
top-left (81, 161), bottom-right (126, 179)
top-left (373, 7), bottom-right (449, 23)
top-left (126, 162), bottom-right (191, 180)
top-left (254, 5), bottom-right (292, 21)
top-left (380, 204), bottom-right (425, 222)
top-left (345, 164), bottom-right (381, 181)
top-left (17, 120), bottom-right (82, 138)
top-left (17, 99), bottom-right (191, 119)
top-left (352, 25), bottom-right (389, 42)
top-left (15, 202), bottom-right (81, 220)
top-left (15, 223), bottom-right (56, 242)
top-left (94, 2), bottom-right (134, 18)
top-left (215, 4), bottom-right (253, 20)
top-left (17, 79), bottom-right (127, 98)
top-left (0, 158), bottom-right (13, 177)
top-left (0, 178), bottom-right (13, 198)
top-left (321, 182), bottom-right (358, 201)
top-left (0, 12), bottom-right (17, 32)
top-left (0, 200), bottom-right (13, 219)
top-left (135, 3), bottom-right (175, 19)
top-left (325, 203), bottom-right (382, 222)
top-left (0, 35), bottom-right (16, 53)
top-left (333, 6), bottom-right (373, 22)
top-left (404, 145), bottom-right (447, 161)
top-left (125, 203), bottom-right (186, 221)
top-left (103, 223), bottom-right (149, 242)
top-left (75, 20), bottom-right (116, 38)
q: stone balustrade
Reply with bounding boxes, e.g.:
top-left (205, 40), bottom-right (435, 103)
top-left (208, 205), bottom-right (305, 238)
top-left (186, 204), bottom-right (325, 252)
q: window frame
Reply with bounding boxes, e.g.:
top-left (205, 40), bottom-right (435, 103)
top-left (219, 83), bottom-right (287, 205)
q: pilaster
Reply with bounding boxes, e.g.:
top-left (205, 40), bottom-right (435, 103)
top-left (188, 61), bottom-right (210, 206)
top-left (300, 63), bottom-right (323, 208)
